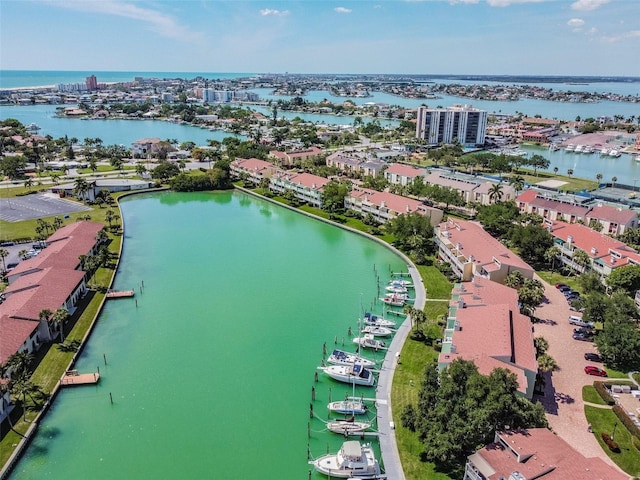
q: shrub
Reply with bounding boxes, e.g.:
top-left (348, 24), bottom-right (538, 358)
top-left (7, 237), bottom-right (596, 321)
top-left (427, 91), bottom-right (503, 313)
top-left (601, 432), bottom-right (620, 452)
top-left (594, 381), bottom-right (615, 405)
top-left (612, 405), bottom-right (640, 440)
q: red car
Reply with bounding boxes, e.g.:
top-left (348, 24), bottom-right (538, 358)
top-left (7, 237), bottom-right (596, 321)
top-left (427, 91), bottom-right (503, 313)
top-left (584, 365), bottom-right (607, 377)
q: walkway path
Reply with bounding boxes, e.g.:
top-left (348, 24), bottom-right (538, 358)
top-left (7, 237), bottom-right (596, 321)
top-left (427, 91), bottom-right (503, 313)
top-left (376, 263), bottom-right (426, 480)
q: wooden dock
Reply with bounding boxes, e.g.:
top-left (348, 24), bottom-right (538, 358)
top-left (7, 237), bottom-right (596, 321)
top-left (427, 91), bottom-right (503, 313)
top-left (60, 370), bottom-right (100, 386)
top-left (106, 289), bottom-right (135, 298)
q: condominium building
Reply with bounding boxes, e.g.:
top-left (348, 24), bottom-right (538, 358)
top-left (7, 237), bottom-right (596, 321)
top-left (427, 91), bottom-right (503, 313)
top-left (269, 172), bottom-right (330, 208)
top-left (85, 75), bottom-right (98, 91)
top-left (435, 218), bottom-right (534, 283)
top-left (464, 428), bottom-right (627, 480)
top-left (415, 105), bottom-right (487, 147)
top-left (230, 157), bottom-right (278, 185)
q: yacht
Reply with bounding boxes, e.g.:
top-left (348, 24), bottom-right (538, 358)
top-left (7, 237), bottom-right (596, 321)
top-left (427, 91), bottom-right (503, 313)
top-left (565, 144), bottom-right (575, 152)
top-left (609, 149), bottom-right (621, 157)
top-left (310, 441), bottom-right (382, 478)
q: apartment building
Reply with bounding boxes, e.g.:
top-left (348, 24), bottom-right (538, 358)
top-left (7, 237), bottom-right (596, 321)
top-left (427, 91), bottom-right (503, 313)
top-left (435, 219), bottom-right (534, 283)
top-left (230, 157), bottom-right (278, 186)
top-left (415, 105), bottom-right (487, 147)
top-left (269, 171), bottom-right (330, 207)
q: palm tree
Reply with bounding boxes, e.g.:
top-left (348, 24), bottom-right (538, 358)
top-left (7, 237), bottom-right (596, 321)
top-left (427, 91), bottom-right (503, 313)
top-left (595, 173), bottom-right (603, 185)
top-left (52, 216), bottom-right (63, 231)
top-left (488, 183), bottom-right (504, 204)
top-left (505, 270), bottom-right (525, 289)
top-left (567, 168), bottom-right (573, 178)
top-left (10, 377), bottom-right (41, 421)
top-left (544, 246), bottom-right (562, 271)
top-left (612, 176), bottom-right (617, 187)
top-left (509, 175), bottom-right (525, 195)
top-left (135, 163), bottom-right (147, 177)
top-left (18, 249), bottom-right (29, 261)
top-left (0, 248), bottom-right (9, 273)
top-left (52, 308), bottom-right (70, 342)
top-left (571, 249), bottom-right (590, 275)
top-left (553, 166), bottom-right (558, 175)
top-left (73, 177), bottom-right (91, 201)
top-left (6, 351), bottom-right (34, 379)
top-left (537, 353), bottom-right (558, 373)
top-left (105, 209), bottom-right (115, 228)
top-left (24, 178), bottom-right (33, 191)
top-left (39, 308), bottom-right (55, 341)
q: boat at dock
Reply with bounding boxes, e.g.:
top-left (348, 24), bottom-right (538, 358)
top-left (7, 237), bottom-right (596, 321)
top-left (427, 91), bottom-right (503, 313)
top-left (318, 363), bottom-right (376, 386)
top-left (388, 278), bottom-right (413, 288)
top-left (60, 369), bottom-right (100, 386)
top-left (609, 149), bottom-right (621, 157)
top-left (328, 399), bottom-right (368, 415)
top-left (565, 144), bottom-right (575, 152)
top-left (310, 440), bottom-right (382, 478)
top-left (380, 295), bottom-right (404, 307)
top-left (353, 334), bottom-right (386, 350)
top-left (327, 349), bottom-right (376, 368)
top-left (361, 325), bottom-right (393, 337)
top-left (327, 416), bottom-right (373, 436)
top-left (363, 312), bottom-right (395, 328)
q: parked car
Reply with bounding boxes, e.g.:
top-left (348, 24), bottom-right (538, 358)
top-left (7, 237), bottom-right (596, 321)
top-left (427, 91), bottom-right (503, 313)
top-left (574, 327), bottom-right (593, 335)
top-left (569, 315), bottom-right (594, 328)
top-left (559, 285), bottom-right (572, 293)
top-left (555, 282), bottom-right (568, 289)
top-left (584, 365), bottom-right (607, 377)
top-left (584, 353), bottom-right (602, 362)
top-left (573, 332), bottom-right (593, 341)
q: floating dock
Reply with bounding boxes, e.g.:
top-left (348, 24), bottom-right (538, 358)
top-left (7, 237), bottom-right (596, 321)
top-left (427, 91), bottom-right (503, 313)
top-left (60, 370), bottom-right (100, 386)
top-left (106, 289), bottom-right (135, 298)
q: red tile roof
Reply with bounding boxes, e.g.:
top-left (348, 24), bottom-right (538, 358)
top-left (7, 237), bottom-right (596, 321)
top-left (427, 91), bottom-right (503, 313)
top-left (516, 189), bottom-right (538, 203)
top-left (231, 157), bottom-right (274, 172)
top-left (0, 315), bottom-right (39, 365)
top-left (385, 163), bottom-right (427, 178)
top-left (438, 219), bottom-right (533, 272)
top-left (587, 204), bottom-right (638, 225)
top-left (282, 172), bottom-right (330, 190)
top-left (350, 188), bottom-right (440, 217)
top-left (473, 428), bottom-right (628, 480)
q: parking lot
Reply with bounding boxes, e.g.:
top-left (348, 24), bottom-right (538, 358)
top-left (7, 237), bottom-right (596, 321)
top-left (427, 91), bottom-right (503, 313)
top-left (533, 276), bottom-right (623, 468)
top-left (0, 193), bottom-right (91, 222)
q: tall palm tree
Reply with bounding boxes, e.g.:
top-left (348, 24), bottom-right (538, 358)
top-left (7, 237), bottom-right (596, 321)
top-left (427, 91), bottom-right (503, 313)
top-left (488, 183), bottom-right (504, 204)
top-left (18, 249), bottom-right (29, 261)
top-left (6, 351), bottom-right (35, 379)
top-left (595, 173), bottom-right (603, 185)
top-left (571, 249), bottom-right (590, 275)
top-left (553, 166), bottom-right (558, 175)
top-left (52, 308), bottom-right (70, 342)
top-left (544, 246), bottom-right (562, 271)
top-left (567, 168), bottom-right (574, 178)
top-left (612, 176), bottom-right (618, 187)
top-left (0, 248), bottom-right (9, 273)
top-left (39, 308), bottom-right (55, 341)
top-left (73, 177), bottom-right (91, 200)
top-left (509, 175), bottom-right (525, 195)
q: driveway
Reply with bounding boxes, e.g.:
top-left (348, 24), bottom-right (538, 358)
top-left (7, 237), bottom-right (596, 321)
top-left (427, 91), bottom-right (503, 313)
top-left (532, 275), bottom-right (621, 468)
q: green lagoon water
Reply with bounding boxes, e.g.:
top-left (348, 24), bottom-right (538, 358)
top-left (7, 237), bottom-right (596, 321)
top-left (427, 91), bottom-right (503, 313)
top-left (10, 191), bottom-right (405, 480)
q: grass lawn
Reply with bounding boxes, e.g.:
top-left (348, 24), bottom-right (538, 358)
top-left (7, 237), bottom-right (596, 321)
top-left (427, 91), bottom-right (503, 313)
top-left (605, 368), bottom-right (633, 379)
top-left (582, 385), bottom-right (607, 405)
top-left (536, 270), bottom-right (580, 290)
top-left (585, 405), bottom-right (640, 476)
top-left (634, 373), bottom-right (640, 384)
top-left (390, 260), bottom-right (454, 479)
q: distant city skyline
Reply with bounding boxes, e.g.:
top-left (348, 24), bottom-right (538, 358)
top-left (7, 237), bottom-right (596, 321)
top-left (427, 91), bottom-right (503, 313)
top-left (1, 0), bottom-right (639, 77)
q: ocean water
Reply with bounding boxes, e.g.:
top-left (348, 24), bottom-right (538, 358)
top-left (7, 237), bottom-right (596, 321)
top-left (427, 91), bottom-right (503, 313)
top-left (9, 191), bottom-right (404, 480)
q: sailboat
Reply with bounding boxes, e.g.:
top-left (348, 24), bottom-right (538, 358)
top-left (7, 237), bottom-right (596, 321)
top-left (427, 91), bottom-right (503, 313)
top-left (328, 398), bottom-right (368, 415)
top-left (363, 311), bottom-right (396, 328)
top-left (327, 416), bottom-right (373, 436)
top-left (327, 349), bottom-right (376, 368)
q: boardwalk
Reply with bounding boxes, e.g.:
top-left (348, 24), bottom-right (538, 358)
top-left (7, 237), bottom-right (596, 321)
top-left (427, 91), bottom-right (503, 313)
top-left (106, 289), bottom-right (135, 298)
top-left (60, 371), bottom-right (100, 386)
top-left (376, 264), bottom-right (426, 480)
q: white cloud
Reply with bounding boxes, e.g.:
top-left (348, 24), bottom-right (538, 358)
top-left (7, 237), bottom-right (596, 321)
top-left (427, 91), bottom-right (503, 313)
top-left (571, 0), bottom-right (610, 11)
top-left (46, 0), bottom-right (203, 43)
top-left (486, 0), bottom-right (547, 6)
top-left (334, 7), bottom-right (352, 13)
top-left (260, 8), bottom-right (290, 16)
top-left (567, 18), bottom-right (585, 28)
top-left (602, 30), bottom-right (640, 42)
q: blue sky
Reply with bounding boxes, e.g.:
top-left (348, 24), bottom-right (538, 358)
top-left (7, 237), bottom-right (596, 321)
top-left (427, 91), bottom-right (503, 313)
top-left (1, 0), bottom-right (639, 76)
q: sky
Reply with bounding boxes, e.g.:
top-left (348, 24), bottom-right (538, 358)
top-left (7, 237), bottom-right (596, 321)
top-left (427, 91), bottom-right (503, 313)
top-left (1, 0), bottom-right (639, 77)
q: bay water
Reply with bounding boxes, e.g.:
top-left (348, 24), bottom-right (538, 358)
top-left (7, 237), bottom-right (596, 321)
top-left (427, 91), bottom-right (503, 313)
top-left (9, 191), bottom-right (404, 479)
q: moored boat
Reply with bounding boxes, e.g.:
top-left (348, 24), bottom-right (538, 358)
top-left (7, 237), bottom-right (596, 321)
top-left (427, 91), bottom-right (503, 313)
top-left (381, 295), bottom-right (404, 307)
top-left (328, 399), bottom-right (367, 415)
top-left (361, 325), bottom-right (393, 337)
top-left (353, 334), bottom-right (386, 350)
top-left (318, 363), bottom-right (376, 386)
top-left (310, 441), bottom-right (382, 478)
top-left (327, 416), bottom-right (373, 436)
top-left (327, 349), bottom-right (376, 368)
top-left (565, 144), bottom-right (575, 152)
top-left (609, 149), bottom-right (621, 157)
top-left (363, 312), bottom-right (395, 328)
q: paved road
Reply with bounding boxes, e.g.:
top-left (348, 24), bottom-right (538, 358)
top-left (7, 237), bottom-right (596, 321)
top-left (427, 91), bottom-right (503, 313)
top-left (532, 275), bottom-right (626, 472)
top-left (376, 264), bottom-right (425, 480)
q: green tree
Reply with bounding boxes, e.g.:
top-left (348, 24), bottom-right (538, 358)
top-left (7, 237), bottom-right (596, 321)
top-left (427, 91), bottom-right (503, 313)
top-left (536, 353), bottom-right (558, 372)
top-left (476, 202), bottom-right (521, 238)
top-left (52, 308), bottom-right (70, 342)
top-left (570, 249), bottom-right (590, 274)
top-left (508, 175), bottom-right (525, 194)
top-left (320, 180), bottom-right (350, 216)
top-left (595, 317), bottom-right (640, 370)
top-left (605, 264), bottom-right (640, 296)
top-left (544, 245), bottom-right (561, 271)
top-left (576, 271), bottom-right (605, 294)
top-left (509, 224), bottom-right (554, 266)
top-left (0, 248), bottom-right (9, 273)
top-left (488, 183), bottom-right (504, 203)
top-left (73, 177), bottom-right (91, 201)
top-left (38, 308), bottom-right (56, 341)
top-left (151, 161), bottom-right (180, 183)
top-left (0, 155), bottom-right (27, 179)
top-left (504, 270), bottom-right (525, 289)
top-left (386, 212), bottom-right (435, 260)
top-left (517, 278), bottom-right (546, 316)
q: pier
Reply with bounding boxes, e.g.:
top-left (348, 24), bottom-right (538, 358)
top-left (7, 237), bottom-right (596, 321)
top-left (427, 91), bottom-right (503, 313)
top-left (60, 370), bottom-right (100, 386)
top-left (106, 289), bottom-right (135, 298)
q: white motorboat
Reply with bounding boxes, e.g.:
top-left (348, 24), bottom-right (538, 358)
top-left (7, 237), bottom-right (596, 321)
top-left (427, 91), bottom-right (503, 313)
top-left (327, 416), bottom-right (373, 436)
top-left (327, 349), bottom-right (376, 368)
top-left (328, 399), bottom-right (367, 415)
top-left (609, 149), bottom-right (621, 157)
top-left (381, 295), bottom-right (404, 307)
top-left (388, 278), bottom-right (413, 288)
top-left (310, 441), bottom-right (381, 478)
top-left (549, 144), bottom-right (560, 151)
top-left (318, 363), bottom-right (376, 387)
top-left (385, 284), bottom-right (408, 293)
top-left (565, 144), bottom-right (575, 152)
top-left (584, 145), bottom-right (594, 154)
top-left (600, 147), bottom-right (610, 155)
top-left (574, 144), bottom-right (584, 153)
top-left (361, 325), bottom-right (393, 337)
top-left (363, 312), bottom-right (395, 328)
top-left (353, 334), bottom-right (386, 350)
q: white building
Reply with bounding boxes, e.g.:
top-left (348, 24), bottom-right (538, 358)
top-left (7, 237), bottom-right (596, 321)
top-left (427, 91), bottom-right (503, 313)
top-left (416, 105), bottom-right (487, 147)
